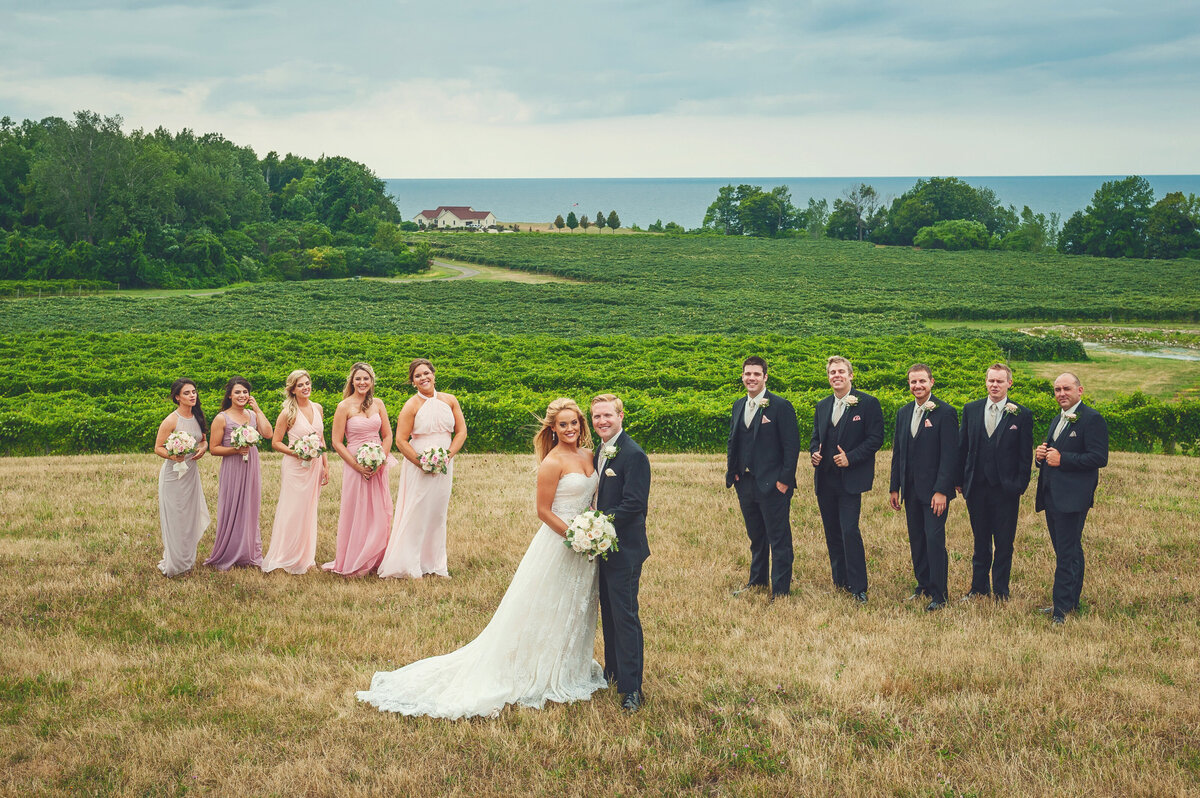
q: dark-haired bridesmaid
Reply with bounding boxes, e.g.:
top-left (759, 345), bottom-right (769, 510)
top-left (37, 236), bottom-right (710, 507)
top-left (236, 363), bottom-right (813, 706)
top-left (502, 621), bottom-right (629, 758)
top-left (153, 378), bottom-right (211, 576)
top-left (206, 376), bottom-right (273, 570)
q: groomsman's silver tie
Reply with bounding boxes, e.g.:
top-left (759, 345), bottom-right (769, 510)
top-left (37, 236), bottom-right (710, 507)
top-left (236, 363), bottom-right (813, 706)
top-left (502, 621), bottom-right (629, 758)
top-left (1053, 412), bottom-right (1069, 441)
top-left (986, 403), bottom-right (1000, 437)
top-left (910, 407), bottom-right (922, 438)
top-left (831, 398), bottom-right (845, 426)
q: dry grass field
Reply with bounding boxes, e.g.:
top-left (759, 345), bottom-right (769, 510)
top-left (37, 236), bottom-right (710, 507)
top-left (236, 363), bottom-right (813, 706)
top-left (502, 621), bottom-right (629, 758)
top-left (2, 451), bottom-right (1198, 797)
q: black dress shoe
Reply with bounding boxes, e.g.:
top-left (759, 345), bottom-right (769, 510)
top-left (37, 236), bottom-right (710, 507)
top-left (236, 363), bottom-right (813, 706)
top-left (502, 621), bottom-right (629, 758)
top-left (959, 591), bottom-right (988, 602)
top-left (1051, 613), bottom-right (1066, 625)
top-left (993, 592), bottom-right (1010, 602)
top-left (621, 691), bottom-right (643, 712)
top-left (853, 591), bottom-right (868, 604)
top-left (925, 599), bottom-right (946, 612)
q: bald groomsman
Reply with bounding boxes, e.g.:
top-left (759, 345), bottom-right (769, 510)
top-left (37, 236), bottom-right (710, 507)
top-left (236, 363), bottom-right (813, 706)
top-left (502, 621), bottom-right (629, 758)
top-left (956, 363), bottom-right (1033, 601)
top-left (1035, 372), bottom-right (1108, 626)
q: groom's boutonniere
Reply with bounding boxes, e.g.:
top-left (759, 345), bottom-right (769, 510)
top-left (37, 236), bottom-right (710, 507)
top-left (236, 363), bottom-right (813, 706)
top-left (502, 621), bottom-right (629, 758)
top-left (1004, 402), bottom-right (1019, 416)
top-left (843, 395), bottom-right (858, 406)
top-left (1065, 412), bottom-right (1078, 424)
top-left (758, 397), bottom-right (770, 409)
top-left (921, 400), bottom-right (936, 413)
top-left (601, 442), bottom-right (620, 460)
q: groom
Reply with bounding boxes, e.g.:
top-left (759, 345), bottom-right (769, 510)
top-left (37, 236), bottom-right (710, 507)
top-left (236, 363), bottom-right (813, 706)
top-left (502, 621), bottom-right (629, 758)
top-left (591, 393), bottom-right (651, 712)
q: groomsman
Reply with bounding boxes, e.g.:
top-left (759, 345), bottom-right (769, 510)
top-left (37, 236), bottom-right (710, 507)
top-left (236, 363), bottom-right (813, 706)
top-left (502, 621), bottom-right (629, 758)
top-left (809, 356), bottom-right (884, 603)
top-left (726, 356), bottom-right (800, 599)
top-left (1035, 373), bottom-right (1108, 625)
top-left (889, 363), bottom-right (958, 611)
top-left (956, 363), bottom-right (1033, 601)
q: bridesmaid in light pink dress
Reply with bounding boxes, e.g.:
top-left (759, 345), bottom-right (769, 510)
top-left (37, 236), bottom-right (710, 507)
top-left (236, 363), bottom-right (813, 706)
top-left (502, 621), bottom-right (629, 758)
top-left (263, 369), bottom-right (329, 574)
top-left (323, 362), bottom-right (394, 576)
top-left (380, 358), bottom-right (468, 579)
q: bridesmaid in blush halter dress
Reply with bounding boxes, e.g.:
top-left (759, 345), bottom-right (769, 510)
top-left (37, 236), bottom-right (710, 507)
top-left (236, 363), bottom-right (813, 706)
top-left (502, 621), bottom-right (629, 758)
top-left (205, 376), bottom-right (274, 571)
top-left (153, 378), bottom-right (211, 576)
top-left (323, 362), bottom-right (395, 576)
top-left (262, 369), bottom-right (329, 574)
top-left (379, 358), bottom-right (468, 579)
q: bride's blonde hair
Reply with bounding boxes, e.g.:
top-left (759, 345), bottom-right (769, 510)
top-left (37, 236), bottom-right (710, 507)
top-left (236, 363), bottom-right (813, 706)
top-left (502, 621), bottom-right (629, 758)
top-left (533, 398), bottom-right (591, 461)
top-left (280, 369), bottom-right (311, 428)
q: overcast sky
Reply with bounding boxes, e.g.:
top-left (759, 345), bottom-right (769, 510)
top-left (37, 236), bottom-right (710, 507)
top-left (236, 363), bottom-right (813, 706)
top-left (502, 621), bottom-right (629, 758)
top-left (2, 1), bottom-right (1197, 178)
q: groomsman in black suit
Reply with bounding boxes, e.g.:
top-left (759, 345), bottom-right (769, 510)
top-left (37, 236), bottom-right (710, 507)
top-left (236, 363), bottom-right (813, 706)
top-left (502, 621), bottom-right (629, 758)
top-left (591, 393), bottom-right (652, 711)
top-left (955, 363), bottom-right (1034, 601)
top-left (1035, 373), bottom-right (1108, 625)
top-left (889, 363), bottom-right (958, 611)
top-left (726, 356), bottom-right (801, 599)
top-left (809, 355), bottom-right (884, 603)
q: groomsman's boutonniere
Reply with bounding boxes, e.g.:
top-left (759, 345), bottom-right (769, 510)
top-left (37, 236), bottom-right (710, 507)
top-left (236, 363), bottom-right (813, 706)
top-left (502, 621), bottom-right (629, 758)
top-left (758, 397), bottom-right (770, 409)
top-left (601, 442), bottom-right (620, 459)
top-left (1004, 402), bottom-right (1019, 415)
top-left (1065, 412), bottom-right (1079, 424)
top-left (921, 400), bottom-right (936, 413)
top-left (843, 395), bottom-right (859, 406)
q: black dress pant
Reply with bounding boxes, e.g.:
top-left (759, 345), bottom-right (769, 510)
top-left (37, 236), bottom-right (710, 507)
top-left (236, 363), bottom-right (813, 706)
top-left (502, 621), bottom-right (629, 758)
top-left (904, 482), bottom-right (948, 602)
top-left (964, 485), bottom-right (1020, 597)
top-left (735, 476), bottom-right (793, 595)
top-left (817, 485), bottom-right (867, 593)
top-left (1045, 506), bottom-right (1087, 615)
top-left (599, 553), bottom-right (644, 695)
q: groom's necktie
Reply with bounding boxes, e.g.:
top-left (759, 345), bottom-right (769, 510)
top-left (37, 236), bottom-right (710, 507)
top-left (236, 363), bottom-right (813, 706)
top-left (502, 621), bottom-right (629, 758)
top-left (743, 396), bottom-right (758, 428)
top-left (986, 402), bottom-right (1000, 437)
top-left (831, 397), bottom-right (846, 426)
top-left (910, 405), bottom-right (922, 438)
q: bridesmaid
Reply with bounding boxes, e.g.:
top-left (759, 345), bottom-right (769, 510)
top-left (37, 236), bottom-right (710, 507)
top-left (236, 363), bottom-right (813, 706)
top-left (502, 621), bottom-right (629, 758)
top-left (262, 369), bottom-right (329, 574)
top-left (205, 376), bottom-right (273, 571)
top-left (153, 378), bottom-right (211, 576)
top-left (379, 358), bottom-right (468, 579)
top-left (323, 362), bottom-right (394, 576)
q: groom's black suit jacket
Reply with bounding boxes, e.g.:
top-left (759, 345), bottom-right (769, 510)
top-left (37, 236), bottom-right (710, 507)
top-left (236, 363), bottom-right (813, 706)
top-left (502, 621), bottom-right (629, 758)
top-left (725, 390), bottom-right (801, 496)
top-left (957, 398), bottom-right (1033, 499)
top-left (595, 430), bottom-right (651, 562)
top-left (809, 389), bottom-right (884, 495)
top-left (1035, 404), bottom-right (1108, 514)
top-left (889, 396), bottom-right (959, 504)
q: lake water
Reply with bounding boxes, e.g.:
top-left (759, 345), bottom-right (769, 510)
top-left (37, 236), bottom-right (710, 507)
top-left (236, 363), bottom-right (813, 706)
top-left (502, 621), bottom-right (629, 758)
top-left (383, 175), bottom-right (1200, 229)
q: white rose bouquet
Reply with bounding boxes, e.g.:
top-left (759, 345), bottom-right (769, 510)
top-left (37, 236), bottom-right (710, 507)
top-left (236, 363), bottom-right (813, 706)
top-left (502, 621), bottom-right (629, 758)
top-left (355, 441), bottom-right (386, 476)
top-left (563, 510), bottom-right (620, 562)
top-left (418, 446), bottom-right (450, 474)
top-left (230, 425), bottom-right (261, 462)
top-left (164, 430), bottom-right (198, 474)
top-left (291, 433), bottom-right (325, 468)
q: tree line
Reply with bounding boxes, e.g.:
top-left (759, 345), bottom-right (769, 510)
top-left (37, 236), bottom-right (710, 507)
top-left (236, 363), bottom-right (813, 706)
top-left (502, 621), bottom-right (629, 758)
top-left (0, 111), bottom-right (430, 288)
top-left (553, 210), bottom-right (621, 232)
top-left (694, 177), bottom-right (1200, 259)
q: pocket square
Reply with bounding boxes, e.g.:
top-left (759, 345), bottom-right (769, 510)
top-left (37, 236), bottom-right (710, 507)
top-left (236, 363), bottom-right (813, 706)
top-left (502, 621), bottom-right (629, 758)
top-left (604, 467), bottom-right (617, 477)
top-left (852, 415), bottom-right (861, 422)
top-left (924, 418), bottom-right (933, 428)
top-left (760, 416), bottom-right (772, 424)
top-left (1009, 424), bottom-right (1018, 430)
top-left (1069, 431), bottom-right (1077, 438)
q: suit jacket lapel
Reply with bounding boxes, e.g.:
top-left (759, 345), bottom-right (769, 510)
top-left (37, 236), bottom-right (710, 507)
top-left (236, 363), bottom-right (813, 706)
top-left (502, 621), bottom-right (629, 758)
top-left (994, 402), bottom-right (1010, 444)
top-left (751, 392), bottom-right (768, 443)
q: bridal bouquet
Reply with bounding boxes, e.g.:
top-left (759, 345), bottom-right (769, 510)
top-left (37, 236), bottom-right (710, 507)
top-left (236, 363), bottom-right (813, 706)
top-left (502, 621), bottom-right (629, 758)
top-left (291, 433), bottom-right (325, 468)
top-left (564, 510), bottom-right (619, 562)
top-left (418, 446), bottom-right (450, 474)
top-left (355, 441), bottom-right (386, 475)
top-left (230, 425), bottom-right (261, 462)
top-left (164, 430), bottom-right (198, 474)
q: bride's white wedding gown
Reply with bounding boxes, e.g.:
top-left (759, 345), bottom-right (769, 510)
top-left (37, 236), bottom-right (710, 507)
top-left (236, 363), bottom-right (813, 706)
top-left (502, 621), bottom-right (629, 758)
top-left (357, 471), bottom-right (607, 719)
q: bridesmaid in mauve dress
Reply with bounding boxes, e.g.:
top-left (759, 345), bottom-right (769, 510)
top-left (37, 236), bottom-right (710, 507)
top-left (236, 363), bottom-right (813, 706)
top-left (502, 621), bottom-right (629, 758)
top-left (323, 362), bottom-right (394, 576)
top-left (154, 378), bottom-right (211, 576)
top-left (205, 376), bottom-right (274, 571)
top-left (262, 369), bottom-right (329, 574)
top-left (380, 358), bottom-right (468, 579)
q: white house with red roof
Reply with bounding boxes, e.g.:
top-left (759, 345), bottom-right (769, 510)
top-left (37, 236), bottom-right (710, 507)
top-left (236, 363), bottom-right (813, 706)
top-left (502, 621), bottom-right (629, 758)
top-left (412, 206), bottom-right (497, 230)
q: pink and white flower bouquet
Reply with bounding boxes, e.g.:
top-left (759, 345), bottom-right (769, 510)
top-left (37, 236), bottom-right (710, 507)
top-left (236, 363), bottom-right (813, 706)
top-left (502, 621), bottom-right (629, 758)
top-left (291, 433), bottom-right (325, 468)
top-left (230, 425), bottom-right (261, 462)
top-left (418, 446), bottom-right (450, 474)
top-left (164, 430), bottom-right (198, 474)
top-left (355, 441), bottom-right (386, 475)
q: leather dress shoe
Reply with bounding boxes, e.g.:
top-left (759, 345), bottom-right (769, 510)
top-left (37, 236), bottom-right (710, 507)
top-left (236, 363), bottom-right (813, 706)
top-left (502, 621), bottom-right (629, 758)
top-left (959, 591), bottom-right (988, 602)
top-left (852, 591), bottom-right (868, 604)
top-left (1051, 613), bottom-right (1066, 626)
top-left (621, 691), bottom-right (643, 712)
top-left (925, 599), bottom-right (946, 612)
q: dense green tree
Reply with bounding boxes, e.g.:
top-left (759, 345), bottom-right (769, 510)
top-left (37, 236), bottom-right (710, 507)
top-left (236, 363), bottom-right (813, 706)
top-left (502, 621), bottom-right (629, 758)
top-left (875, 177), bottom-right (1017, 245)
top-left (554, 214), bottom-right (565, 230)
top-left (647, 219), bottom-right (664, 233)
top-left (1057, 176), bottom-right (1154, 258)
top-left (1146, 192), bottom-right (1200, 259)
top-left (595, 210), bottom-right (606, 232)
top-left (1000, 206), bottom-right (1060, 252)
top-left (579, 214), bottom-right (591, 231)
top-left (913, 219), bottom-right (993, 250)
top-left (606, 210), bottom-right (620, 232)
top-left (826, 184), bottom-right (885, 241)
top-left (566, 211), bottom-right (579, 231)
top-left (804, 197), bottom-right (829, 238)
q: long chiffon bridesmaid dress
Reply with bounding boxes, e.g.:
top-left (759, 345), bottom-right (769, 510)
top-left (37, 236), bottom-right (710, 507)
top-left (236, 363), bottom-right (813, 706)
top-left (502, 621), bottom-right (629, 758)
top-left (157, 411), bottom-right (210, 576)
top-left (323, 414), bottom-right (393, 575)
top-left (379, 395), bottom-right (455, 579)
top-left (205, 410), bottom-right (264, 570)
top-left (262, 405), bottom-right (323, 574)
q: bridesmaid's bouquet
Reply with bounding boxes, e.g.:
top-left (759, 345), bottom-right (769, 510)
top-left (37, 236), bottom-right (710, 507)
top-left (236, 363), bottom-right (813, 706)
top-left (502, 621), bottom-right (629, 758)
top-left (164, 430), bottom-right (198, 474)
top-left (230, 425), bottom-right (261, 462)
top-left (418, 446), bottom-right (450, 474)
top-left (355, 442), bottom-right (386, 476)
top-left (564, 510), bottom-right (619, 562)
top-left (291, 433), bottom-right (325, 468)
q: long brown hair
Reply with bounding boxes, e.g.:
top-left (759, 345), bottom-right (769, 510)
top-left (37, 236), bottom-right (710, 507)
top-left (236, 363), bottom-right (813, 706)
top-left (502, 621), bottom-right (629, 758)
top-left (220, 375), bottom-right (252, 412)
top-left (281, 369), bottom-right (310, 427)
top-left (170, 378), bottom-right (207, 436)
top-left (343, 362), bottom-right (376, 415)
top-left (533, 398), bottom-right (591, 461)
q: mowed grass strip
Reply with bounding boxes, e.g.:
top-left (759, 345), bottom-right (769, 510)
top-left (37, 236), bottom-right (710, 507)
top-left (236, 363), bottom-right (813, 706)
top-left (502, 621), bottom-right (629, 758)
top-left (1, 452), bottom-right (1198, 796)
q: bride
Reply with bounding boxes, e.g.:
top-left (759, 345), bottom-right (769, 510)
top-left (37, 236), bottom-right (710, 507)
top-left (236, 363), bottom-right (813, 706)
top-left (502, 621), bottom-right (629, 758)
top-left (356, 398), bottom-right (608, 719)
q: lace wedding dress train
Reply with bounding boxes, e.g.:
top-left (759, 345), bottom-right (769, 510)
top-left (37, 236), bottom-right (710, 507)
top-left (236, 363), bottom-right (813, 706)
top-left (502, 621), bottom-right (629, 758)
top-left (356, 472), bottom-right (607, 719)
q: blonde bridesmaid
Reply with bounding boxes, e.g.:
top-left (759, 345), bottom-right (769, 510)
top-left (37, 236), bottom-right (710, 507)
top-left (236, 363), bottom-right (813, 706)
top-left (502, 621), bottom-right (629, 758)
top-left (153, 378), bottom-right (211, 576)
top-left (380, 359), bottom-right (467, 579)
top-left (323, 362), bottom-right (394, 576)
top-left (262, 370), bottom-right (329, 574)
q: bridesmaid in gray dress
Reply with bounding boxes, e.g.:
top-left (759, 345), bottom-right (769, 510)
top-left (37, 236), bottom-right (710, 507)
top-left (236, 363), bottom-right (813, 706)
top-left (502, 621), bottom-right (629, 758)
top-left (206, 376), bottom-right (274, 571)
top-left (154, 378), bottom-right (211, 577)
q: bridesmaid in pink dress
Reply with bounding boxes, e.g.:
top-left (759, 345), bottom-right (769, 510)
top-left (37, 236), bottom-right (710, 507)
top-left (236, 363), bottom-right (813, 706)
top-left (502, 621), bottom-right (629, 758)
top-left (206, 376), bottom-right (274, 570)
top-left (262, 369), bottom-right (329, 574)
top-left (323, 362), bottom-right (394, 576)
top-left (380, 358), bottom-right (468, 579)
